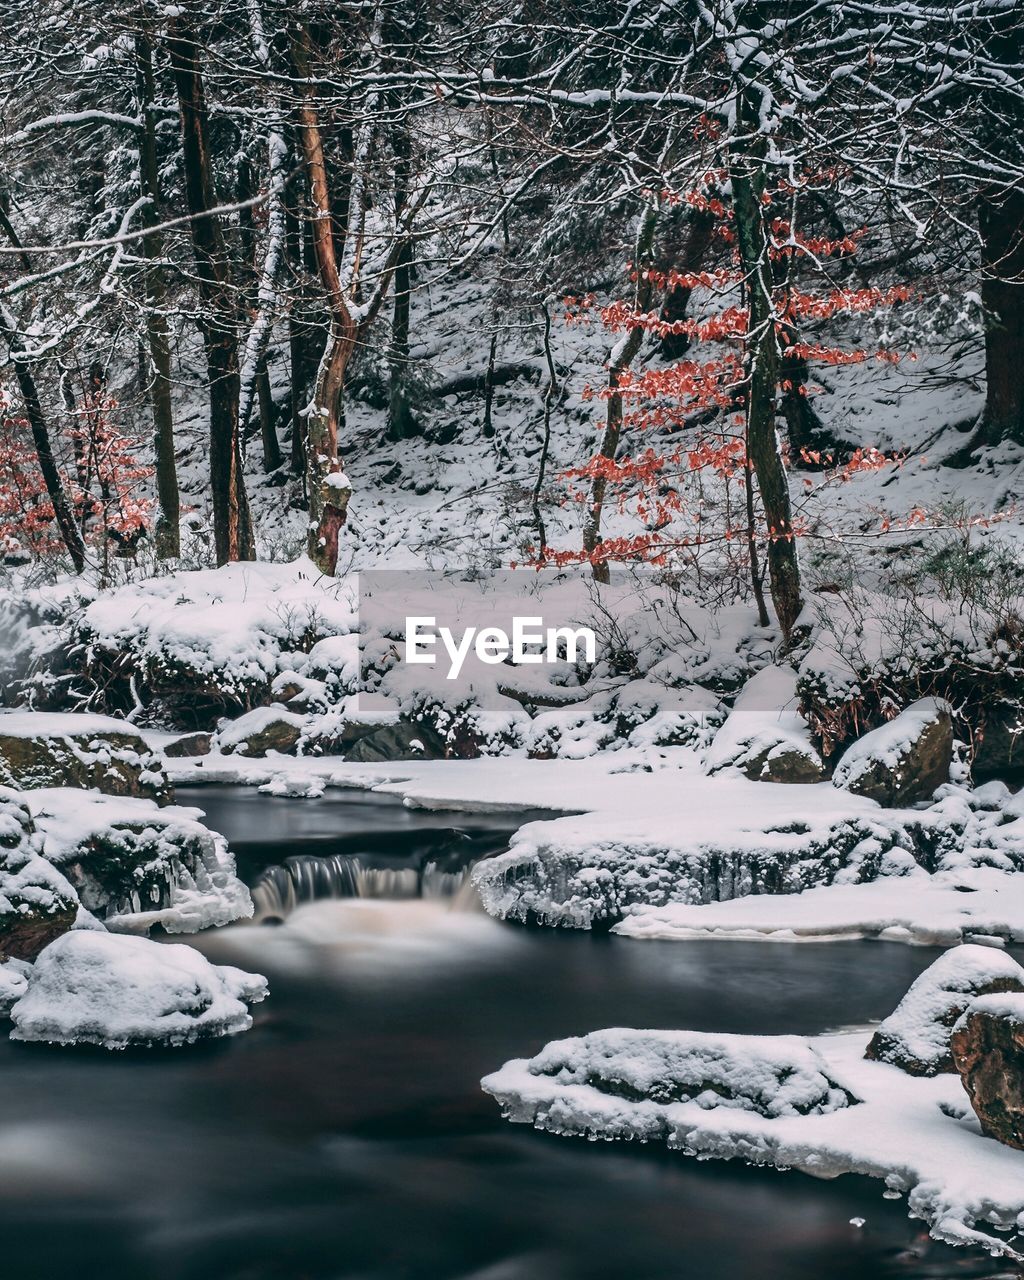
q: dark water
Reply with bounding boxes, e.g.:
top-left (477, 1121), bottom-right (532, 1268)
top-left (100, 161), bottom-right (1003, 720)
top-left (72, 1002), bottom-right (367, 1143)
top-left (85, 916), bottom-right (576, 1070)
top-left (0, 787), bottom-right (1016, 1280)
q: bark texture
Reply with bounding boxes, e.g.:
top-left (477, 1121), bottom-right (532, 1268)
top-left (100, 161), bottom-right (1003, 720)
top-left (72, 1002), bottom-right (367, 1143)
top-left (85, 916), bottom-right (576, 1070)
top-left (168, 11), bottom-right (255, 565)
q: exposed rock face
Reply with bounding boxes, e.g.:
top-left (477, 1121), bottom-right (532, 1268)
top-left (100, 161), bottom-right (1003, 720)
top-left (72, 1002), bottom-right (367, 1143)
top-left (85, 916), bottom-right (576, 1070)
top-left (344, 718), bottom-right (445, 763)
top-left (973, 702), bottom-right (1024, 785)
top-left (0, 787), bottom-right (78, 962)
top-left (866, 944), bottom-right (1024, 1075)
top-left (952, 993), bottom-right (1024, 1149)
top-left (706, 666), bottom-right (826, 784)
top-left (163, 732), bottom-right (212, 758)
top-left (0, 711), bottom-right (170, 803)
top-left (216, 707), bottom-right (304, 758)
top-left (833, 698), bottom-right (953, 806)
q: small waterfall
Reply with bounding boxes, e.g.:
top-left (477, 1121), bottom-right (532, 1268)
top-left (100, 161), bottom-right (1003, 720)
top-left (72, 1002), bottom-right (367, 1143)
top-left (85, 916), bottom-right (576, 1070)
top-left (251, 853), bottom-right (481, 921)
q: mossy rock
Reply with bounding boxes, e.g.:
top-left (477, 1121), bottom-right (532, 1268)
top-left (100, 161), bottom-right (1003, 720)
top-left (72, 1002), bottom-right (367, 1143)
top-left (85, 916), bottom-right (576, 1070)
top-left (0, 713), bottom-right (170, 803)
top-left (0, 786), bottom-right (79, 961)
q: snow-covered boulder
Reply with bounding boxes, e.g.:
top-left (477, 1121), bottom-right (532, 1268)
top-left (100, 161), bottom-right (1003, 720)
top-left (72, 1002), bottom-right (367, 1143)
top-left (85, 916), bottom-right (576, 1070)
top-left (483, 1028), bottom-right (857, 1134)
top-left (0, 711), bottom-right (170, 803)
top-left (866, 943), bottom-right (1024, 1075)
top-left (833, 698), bottom-right (953, 806)
top-left (705, 666), bottom-right (825, 783)
top-left (0, 787), bottom-right (78, 961)
top-left (26, 789), bottom-right (253, 933)
top-left (9, 931), bottom-right (267, 1049)
top-left (952, 992), bottom-right (1024, 1150)
top-left (0, 957), bottom-right (30, 1014)
top-left (216, 706), bottom-right (305, 758)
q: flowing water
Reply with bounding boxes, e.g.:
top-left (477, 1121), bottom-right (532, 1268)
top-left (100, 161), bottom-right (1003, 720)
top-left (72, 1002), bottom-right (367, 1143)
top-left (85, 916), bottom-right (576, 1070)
top-left (0, 786), bottom-right (1016, 1280)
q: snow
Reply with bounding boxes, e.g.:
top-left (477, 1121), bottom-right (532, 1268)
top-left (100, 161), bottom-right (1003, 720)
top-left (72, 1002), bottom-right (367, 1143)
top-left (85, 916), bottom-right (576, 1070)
top-left (704, 664), bottom-right (821, 778)
top-left (492, 1027), bottom-right (857, 1119)
top-left (0, 710), bottom-right (148, 740)
top-left (0, 958), bottom-right (31, 1014)
top-left (9, 931), bottom-right (267, 1049)
top-left (483, 1024), bottom-right (1024, 1259)
top-left (615, 866), bottom-right (1024, 945)
top-left (867, 944), bottom-right (1024, 1074)
top-left (0, 786), bottom-right (78, 928)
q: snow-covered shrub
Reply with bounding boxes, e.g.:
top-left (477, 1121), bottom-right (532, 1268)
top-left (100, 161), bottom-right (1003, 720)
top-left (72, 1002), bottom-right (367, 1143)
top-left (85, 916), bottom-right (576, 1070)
top-left (17, 560), bottom-right (358, 728)
top-left (798, 539), bottom-right (1024, 772)
top-left (8, 931), bottom-right (267, 1049)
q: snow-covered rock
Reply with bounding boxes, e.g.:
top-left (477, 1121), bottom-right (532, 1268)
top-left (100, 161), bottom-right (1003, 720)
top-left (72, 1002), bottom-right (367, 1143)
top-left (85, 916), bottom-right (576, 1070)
top-left (25, 789), bottom-right (253, 933)
top-left (833, 698), bottom-right (953, 806)
top-left (865, 944), bottom-right (1024, 1075)
top-left (215, 706), bottom-right (305, 757)
top-left (163, 731), bottom-right (212, 758)
top-left (705, 666), bottom-right (825, 783)
top-left (0, 710), bottom-right (170, 802)
top-left (952, 991), bottom-right (1024, 1150)
top-left (483, 1024), bottom-right (1024, 1259)
top-left (0, 787), bottom-right (78, 961)
top-left (9, 931), bottom-right (267, 1049)
top-left (484, 1028), bottom-right (857, 1126)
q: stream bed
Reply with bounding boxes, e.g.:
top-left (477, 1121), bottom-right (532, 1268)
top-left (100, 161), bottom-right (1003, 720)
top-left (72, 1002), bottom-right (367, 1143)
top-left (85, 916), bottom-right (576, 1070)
top-left (0, 786), bottom-right (1014, 1279)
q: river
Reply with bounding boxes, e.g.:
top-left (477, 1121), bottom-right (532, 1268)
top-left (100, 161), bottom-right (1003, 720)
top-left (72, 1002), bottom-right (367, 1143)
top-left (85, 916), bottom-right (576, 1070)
top-left (0, 786), bottom-right (1012, 1279)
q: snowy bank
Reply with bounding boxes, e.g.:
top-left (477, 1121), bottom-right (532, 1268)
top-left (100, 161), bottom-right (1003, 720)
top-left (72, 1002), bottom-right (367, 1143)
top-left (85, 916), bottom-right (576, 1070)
top-left (483, 1025), bottom-right (1024, 1259)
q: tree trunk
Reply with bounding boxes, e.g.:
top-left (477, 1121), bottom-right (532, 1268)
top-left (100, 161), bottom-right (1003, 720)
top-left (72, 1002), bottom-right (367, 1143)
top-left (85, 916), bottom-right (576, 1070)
top-left (135, 30), bottom-right (180, 559)
top-left (285, 191), bottom-right (309, 477)
top-left (387, 236), bottom-right (415, 441)
top-left (291, 25), bottom-right (354, 574)
top-left (0, 306), bottom-right (87, 573)
top-left (387, 104), bottom-right (416, 442)
top-left (659, 206), bottom-right (715, 361)
top-left (167, 11), bottom-right (255, 565)
top-left (583, 201), bottom-right (658, 583)
top-left (978, 185), bottom-right (1024, 447)
top-left (256, 362), bottom-right (282, 471)
top-left (239, 0), bottom-right (288, 474)
top-left (730, 105), bottom-right (803, 641)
